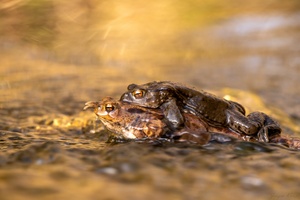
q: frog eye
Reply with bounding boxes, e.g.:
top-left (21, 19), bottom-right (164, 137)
top-left (105, 103), bottom-right (115, 112)
top-left (132, 89), bottom-right (145, 99)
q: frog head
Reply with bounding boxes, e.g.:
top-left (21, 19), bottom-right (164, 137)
top-left (120, 81), bottom-right (175, 108)
top-left (84, 97), bottom-right (122, 127)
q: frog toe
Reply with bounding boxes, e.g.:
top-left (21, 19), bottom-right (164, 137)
top-left (257, 128), bottom-right (269, 143)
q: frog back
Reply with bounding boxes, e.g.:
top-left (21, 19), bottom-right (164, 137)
top-left (172, 84), bottom-right (231, 127)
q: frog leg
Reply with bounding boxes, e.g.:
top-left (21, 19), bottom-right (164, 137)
top-left (144, 119), bottom-right (166, 138)
top-left (160, 99), bottom-right (184, 129)
top-left (226, 110), bottom-right (261, 135)
top-left (226, 111), bottom-right (281, 142)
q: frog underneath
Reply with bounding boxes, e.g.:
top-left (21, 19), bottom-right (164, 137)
top-left (84, 97), bottom-right (211, 144)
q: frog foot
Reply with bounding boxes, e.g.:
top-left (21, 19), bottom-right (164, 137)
top-left (227, 110), bottom-right (281, 143)
top-left (247, 112), bottom-right (281, 143)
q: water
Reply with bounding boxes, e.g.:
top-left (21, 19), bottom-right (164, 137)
top-left (1, 1), bottom-right (300, 199)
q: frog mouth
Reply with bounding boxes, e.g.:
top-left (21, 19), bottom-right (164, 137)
top-left (83, 102), bottom-right (105, 115)
top-left (96, 109), bottom-right (108, 116)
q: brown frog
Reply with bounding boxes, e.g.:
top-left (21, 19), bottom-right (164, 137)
top-left (84, 97), bottom-right (211, 144)
top-left (120, 81), bottom-right (282, 143)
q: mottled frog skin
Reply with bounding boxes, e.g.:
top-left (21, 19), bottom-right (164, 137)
top-left (120, 81), bottom-right (282, 143)
top-left (84, 97), bottom-right (211, 144)
top-left (84, 97), bottom-right (166, 139)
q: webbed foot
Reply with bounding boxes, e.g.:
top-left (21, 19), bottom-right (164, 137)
top-left (247, 112), bottom-right (281, 143)
top-left (227, 110), bottom-right (281, 143)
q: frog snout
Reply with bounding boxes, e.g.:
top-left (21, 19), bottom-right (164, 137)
top-left (120, 93), bottom-right (131, 102)
top-left (96, 109), bottom-right (108, 116)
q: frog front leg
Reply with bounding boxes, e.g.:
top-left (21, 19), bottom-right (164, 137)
top-left (226, 111), bottom-right (281, 142)
top-left (160, 99), bottom-right (184, 129)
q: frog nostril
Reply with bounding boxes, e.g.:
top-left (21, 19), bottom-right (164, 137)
top-left (120, 93), bottom-right (128, 100)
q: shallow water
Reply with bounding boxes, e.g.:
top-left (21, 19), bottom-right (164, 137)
top-left (1, 1), bottom-right (300, 200)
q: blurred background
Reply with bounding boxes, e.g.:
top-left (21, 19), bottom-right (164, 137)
top-left (0, 0), bottom-right (299, 111)
top-left (0, 0), bottom-right (299, 117)
top-left (0, 1), bottom-right (300, 199)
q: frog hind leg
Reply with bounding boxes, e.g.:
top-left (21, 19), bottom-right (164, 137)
top-left (226, 110), bottom-right (261, 135)
top-left (226, 110), bottom-right (281, 143)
